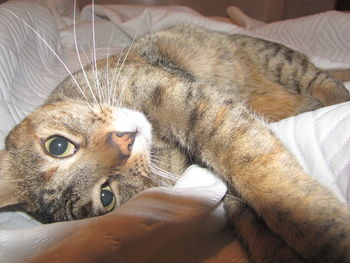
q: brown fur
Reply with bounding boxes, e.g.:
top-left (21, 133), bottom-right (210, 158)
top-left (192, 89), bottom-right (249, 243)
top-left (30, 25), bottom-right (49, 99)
top-left (1, 25), bottom-right (350, 262)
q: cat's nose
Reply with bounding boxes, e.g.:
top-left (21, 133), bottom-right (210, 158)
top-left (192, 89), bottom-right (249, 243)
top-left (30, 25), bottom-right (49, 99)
top-left (108, 131), bottom-right (137, 159)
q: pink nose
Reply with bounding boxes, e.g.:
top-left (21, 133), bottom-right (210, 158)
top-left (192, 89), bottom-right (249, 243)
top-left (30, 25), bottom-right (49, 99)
top-left (108, 131), bottom-right (137, 160)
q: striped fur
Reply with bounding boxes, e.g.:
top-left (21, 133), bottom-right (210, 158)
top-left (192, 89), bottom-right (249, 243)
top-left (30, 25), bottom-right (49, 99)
top-left (1, 25), bottom-right (350, 262)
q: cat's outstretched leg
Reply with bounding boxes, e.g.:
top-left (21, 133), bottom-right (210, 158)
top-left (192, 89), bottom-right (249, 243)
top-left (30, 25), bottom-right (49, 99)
top-left (140, 79), bottom-right (350, 262)
top-left (225, 197), bottom-right (305, 263)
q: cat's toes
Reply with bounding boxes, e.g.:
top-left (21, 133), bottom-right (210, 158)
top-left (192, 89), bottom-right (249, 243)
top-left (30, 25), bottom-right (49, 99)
top-left (313, 81), bottom-right (350, 106)
top-left (321, 85), bottom-right (350, 106)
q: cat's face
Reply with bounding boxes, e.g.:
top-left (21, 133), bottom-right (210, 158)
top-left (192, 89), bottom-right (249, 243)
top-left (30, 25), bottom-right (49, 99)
top-left (0, 100), bottom-right (156, 223)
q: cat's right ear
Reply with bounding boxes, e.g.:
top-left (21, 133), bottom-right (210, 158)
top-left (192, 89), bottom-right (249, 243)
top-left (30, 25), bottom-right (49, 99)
top-left (0, 150), bottom-right (20, 208)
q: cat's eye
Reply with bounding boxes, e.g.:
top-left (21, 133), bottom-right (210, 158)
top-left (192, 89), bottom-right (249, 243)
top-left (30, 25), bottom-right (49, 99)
top-left (44, 136), bottom-right (77, 158)
top-left (100, 184), bottom-right (116, 212)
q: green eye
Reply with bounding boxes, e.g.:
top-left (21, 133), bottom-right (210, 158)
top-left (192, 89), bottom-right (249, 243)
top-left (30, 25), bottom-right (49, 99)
top-left (44, 136), bottom-right (77, 158)
top-left (100, 184), bottom-right (116, 212)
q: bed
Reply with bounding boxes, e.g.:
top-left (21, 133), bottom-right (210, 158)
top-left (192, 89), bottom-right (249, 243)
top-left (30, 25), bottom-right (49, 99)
top-left (0, 0), bottom-right (349, 262)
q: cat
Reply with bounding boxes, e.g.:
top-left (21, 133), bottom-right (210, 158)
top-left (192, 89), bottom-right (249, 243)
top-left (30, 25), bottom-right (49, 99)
top-left (1, 24), bottom-right (350, 263)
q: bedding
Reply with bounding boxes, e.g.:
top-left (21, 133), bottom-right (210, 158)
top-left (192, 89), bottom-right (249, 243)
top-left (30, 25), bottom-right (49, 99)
top-left (0, 0), bottom-right (349, 261)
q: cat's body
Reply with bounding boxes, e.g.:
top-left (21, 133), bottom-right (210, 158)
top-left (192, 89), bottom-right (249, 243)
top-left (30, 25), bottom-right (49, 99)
top-left (1, 25), bottom-right (350, 262)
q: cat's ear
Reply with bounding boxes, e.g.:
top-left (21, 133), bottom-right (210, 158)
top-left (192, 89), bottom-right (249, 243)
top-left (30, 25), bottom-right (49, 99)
top-left (0, 150), bottom-right (20, 208)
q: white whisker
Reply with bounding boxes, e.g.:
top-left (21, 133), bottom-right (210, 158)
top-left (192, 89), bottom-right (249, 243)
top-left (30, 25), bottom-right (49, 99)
top-left (109, 44), bottom-right (126, 106)
top-left (144, 170), bottom-right (172, 187)
top-left (79, 43), bottom-right (94, 70)
top-left (4, 8), bottom-right (95, 112)
top-left (225, 193), bottom-right (245, 203)
top-left (15, 188), bottom-right (31, 200)
top-left (149, 155), bottom-right (175, 168)
top-left (105, 29), bottom-right (116, 105)
top-left (91, 0), bottom-right (103, 107)
top-left (78, 41), bottom-right (105, 109)
top-left (117, 77), bottom-right (129, 108)
top-left (150, 163), bottom-right (180, 182)
top-left (154, 157), bottom-right (178, 168)
top-left (0, 178), bottom-right (25, 183)
top-left (73, 0), bottom-right (99, 108)
top-left (112, 29), bottom-right (140, 108)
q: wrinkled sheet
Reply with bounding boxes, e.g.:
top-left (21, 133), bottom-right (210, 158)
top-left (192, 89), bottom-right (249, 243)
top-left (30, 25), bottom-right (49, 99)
top-left (0, 0), bottom-right (349, 262)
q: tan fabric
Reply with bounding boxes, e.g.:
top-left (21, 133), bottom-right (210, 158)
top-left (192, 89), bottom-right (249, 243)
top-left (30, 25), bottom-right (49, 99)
top-left (29, 188), bottom-right (249, 263)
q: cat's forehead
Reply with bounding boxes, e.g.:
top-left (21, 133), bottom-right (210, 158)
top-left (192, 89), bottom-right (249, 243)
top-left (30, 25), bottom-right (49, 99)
top-left (12, 101), bottom-right (118, 143)
top-left (34, 101), bottom-right (116, 124)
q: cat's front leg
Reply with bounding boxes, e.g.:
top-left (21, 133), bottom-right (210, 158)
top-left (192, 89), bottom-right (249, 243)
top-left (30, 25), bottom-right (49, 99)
top-left (141, 81), bottom-right (350, 263)
top-left (224, 196), bottom-right (304, 263)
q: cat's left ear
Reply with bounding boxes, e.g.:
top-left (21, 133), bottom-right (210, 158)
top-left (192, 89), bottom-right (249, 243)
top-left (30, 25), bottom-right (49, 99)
top-left (0, 150), bottom-right (20, 208)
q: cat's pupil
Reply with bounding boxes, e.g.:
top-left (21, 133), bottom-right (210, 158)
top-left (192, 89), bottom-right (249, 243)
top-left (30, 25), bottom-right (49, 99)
top-left (49, 137), bottom-right (68, 155)
top-left (101, 189), bottom-right (114, 207)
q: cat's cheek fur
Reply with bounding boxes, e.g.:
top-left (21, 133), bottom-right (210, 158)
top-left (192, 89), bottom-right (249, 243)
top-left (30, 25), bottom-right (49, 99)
top-left (0, 151), bottom-right (20, 208)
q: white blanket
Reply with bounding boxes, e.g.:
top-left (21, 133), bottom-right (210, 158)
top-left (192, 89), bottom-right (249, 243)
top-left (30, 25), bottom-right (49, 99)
top-left (0, 0), bottom-right (349, 261)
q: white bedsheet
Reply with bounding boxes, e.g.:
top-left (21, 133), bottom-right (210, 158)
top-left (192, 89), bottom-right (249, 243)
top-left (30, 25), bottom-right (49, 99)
top-left (0, 0), bottom-right (349, 261)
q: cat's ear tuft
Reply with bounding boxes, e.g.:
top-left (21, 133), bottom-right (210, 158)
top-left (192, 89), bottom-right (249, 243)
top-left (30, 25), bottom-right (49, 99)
top-left (0, 150), bottom-right (20, 208)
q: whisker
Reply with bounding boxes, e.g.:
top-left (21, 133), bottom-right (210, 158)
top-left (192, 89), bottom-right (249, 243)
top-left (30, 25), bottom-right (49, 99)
top-left (149, 155), bottom-right (170, 165)
top-left (15, 188), bottom-right (31, 201)
top-left (78, 41), bottom-right (105, 108)
top-left (117, 77), bottom-right (129, 108)
top-left (149, 155), bottom-right (180, 170)
top-left (149, 149), bottom-right (173, 159)
top-left (113, 29), bottom-right (140, 108)
top-left (79, 43), bottom-right (94, 70)
top-left (73, 0), bottom-right (98, 109)
top-left (145, 173), bottom-right (168, 186)
top-left (0, 178), bottom-right (26, 183)
top-left (90, 0), bottom-right (103, 108)
top-left (105, 29), bottom-right (116, 105)
top-left (4, 8), bottom-right (95, 113)
top-left (151, 162), bottom-right (243, 202)
top-left (224, 193), bottom-right (245, 203)
top-left (144, 170), bottom-right (172, 187)
top-left (149, 163), bottom-right (180, 182)
top-left (109, 44), bottom-right (126, 107)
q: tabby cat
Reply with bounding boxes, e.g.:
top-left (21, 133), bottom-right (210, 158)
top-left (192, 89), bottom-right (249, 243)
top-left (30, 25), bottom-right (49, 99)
top-left (1, 25), bottom-right (350, 263)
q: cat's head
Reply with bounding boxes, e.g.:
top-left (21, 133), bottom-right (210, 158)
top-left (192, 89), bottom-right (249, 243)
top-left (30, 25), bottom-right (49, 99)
top-left (0, 100), bottom-right (155, 223)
